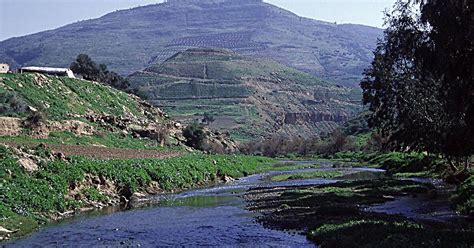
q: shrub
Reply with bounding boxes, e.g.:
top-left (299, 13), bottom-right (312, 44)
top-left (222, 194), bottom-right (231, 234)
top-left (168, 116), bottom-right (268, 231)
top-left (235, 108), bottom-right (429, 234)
top-left (0, 91), bottom-right (28, 116)
top-left (23, 111), bottom-right (47, 129)
top-left (202, 112), bottom-right (215, 124)
top-left (452, 176), bottom-right (474, 216)
top-left (183, 122), bottom-right (207, 150)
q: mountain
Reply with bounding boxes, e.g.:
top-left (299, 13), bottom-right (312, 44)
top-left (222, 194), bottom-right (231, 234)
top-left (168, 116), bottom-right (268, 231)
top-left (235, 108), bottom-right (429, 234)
top-left (0, 0), bottom-right (382, 87)
top-left (128, 48), bottom-right (362, 141)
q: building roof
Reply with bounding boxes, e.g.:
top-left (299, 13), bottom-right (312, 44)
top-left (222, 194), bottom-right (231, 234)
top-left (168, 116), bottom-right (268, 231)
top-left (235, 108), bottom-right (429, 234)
top-left (21, 66), bottom-right (71, 73)
top-left (21, 66), bottom-right (75, 78)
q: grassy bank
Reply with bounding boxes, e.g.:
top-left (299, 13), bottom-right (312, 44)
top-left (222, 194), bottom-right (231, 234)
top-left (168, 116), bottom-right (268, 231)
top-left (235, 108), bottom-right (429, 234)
top-left (245, 178), bottom-right (474, 247)
top-left (313, 151), bottom-right (473, 216)
top-left (0, 145), bottom-right (275, 240)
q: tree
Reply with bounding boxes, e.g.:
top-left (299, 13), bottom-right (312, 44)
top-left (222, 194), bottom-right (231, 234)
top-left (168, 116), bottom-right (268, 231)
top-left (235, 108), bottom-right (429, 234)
top-left (70, 54), bottom-right (130, 90)
top-left (361, 0), bottom-right (473, 170)
top-left (202, 112), bottom-right (215, 125)
top-left (70, 54), bottom-right (101, 81)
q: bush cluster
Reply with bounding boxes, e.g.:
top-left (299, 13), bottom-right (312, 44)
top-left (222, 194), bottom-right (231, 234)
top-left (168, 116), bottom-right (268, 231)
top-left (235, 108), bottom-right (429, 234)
top-left (240, 129), bottom-right (358, 157)
top-left (0, 91), bottom-right (28, 116)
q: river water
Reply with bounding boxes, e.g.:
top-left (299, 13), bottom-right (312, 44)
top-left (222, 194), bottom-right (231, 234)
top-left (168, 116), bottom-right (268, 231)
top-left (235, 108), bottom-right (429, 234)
top-left (6, 169), bottom-right (328, 247)
top-left (4, 162), bottom-right (459, 247)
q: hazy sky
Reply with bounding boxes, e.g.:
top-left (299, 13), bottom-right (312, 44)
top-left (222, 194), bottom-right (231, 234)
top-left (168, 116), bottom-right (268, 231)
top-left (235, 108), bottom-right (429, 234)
top-left (0, 0), bottom-right (394, 42)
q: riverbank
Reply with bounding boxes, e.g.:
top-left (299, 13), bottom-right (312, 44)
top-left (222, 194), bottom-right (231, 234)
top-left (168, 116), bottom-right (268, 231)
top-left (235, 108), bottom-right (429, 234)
top-left (0, 144), bottom-right (276, 241)
top-left (5, 167), bottom-right (323, 247)
top-left (243, 162), bottom-right (474, 247)
top-left (288, 151), bottom-right (473, 216)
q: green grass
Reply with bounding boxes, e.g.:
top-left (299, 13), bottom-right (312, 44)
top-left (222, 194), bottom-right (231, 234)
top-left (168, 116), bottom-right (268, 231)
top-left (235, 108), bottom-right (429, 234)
top-left (308, 219), bottom-right (474, 247)
top-left (0, 145), bottom-right (276, 239)
top-left (83, 187), bottom-right (109, 203)
top-left (0, 131), bottom-right (174, 150)
top-left (0, 74), bottom-right (145, 121)
top-left (270, 171), bottom-right (343, 182)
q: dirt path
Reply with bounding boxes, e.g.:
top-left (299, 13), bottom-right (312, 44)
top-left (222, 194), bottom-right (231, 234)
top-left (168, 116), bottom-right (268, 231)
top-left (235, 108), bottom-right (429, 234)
top-left (2, 141), bottom-right (181, 160)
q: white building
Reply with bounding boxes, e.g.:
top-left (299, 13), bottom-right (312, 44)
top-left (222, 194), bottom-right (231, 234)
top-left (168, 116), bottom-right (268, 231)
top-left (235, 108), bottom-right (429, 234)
top-left (20, 66), bottom-right (75, 78)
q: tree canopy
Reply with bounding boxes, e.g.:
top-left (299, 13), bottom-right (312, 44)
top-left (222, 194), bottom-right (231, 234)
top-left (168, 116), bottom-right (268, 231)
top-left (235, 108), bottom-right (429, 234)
top-left (361, 0), bottom-right (473, 168)
top-left (70, 54), bottom-right (130, 90)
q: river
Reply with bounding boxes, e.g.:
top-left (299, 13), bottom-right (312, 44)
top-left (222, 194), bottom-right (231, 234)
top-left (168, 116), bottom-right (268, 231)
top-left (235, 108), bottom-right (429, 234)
top-left (4, 161), bottom-right (459, 247)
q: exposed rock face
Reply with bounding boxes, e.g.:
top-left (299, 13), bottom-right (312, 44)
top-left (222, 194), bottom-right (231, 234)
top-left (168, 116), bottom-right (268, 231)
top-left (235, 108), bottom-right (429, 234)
top-left (0, 117), bottom-right (22, 136)
top-left (27, 120), bottom-right (96, 138)
top-left (18, 157), bottom-right (38, 172)
top-left (50, 120), bottom-right (95, 136)
top-left (204, 130), bottom-right (239, 154)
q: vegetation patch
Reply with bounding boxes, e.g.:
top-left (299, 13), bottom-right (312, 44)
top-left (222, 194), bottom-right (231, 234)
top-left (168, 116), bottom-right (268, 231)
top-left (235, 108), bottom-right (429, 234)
top-left (0, 74), bottom-right (141, 120)
top-left (452, 175), bottom-right (474, 216)
top-left (309, 219), bottom-right (474, 248)
top-left (0, 145), bottom-right (275, 240)
top-left (394, 171), bottom-right (435, 179)
top-left (0, 131), bottom-right (172, 151)
top-left (244, 177), bottom-right (474, 247)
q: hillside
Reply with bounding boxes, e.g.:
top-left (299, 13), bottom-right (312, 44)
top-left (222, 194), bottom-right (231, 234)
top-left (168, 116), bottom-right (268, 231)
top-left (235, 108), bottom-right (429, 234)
top-left (0, 0), bottom-right (382, 87)
top-left (0, 72), bottom-right (270, 241)
top-left (0, 73), bottom-right (237, 153)
top-left (128, 48), bottom-right (362, 141)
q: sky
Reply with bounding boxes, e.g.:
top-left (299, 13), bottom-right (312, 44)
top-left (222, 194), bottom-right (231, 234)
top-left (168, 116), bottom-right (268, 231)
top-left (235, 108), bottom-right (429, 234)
top-left (0, 0), bottom-right (395, 42)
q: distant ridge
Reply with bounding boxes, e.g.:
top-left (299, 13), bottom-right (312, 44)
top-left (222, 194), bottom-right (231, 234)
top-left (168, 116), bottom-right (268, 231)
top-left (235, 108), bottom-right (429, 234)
top-left (0, 0), bottom-right (382, 87)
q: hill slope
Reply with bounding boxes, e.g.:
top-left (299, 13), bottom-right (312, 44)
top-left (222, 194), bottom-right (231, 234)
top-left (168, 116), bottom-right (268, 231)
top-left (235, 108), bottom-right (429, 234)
top-left (128, 48), bottom-right (362, 141)
top-left (0, 0), bottom-right (382, 87)
top-left (0, 73), bottom-right (178, 149)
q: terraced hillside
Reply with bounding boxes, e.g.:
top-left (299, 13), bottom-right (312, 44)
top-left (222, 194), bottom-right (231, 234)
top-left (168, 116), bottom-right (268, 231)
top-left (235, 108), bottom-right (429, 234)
top-left (0, 0), bottom-right (382, 87)
top-left (128, 48), bottom-right (362, 141)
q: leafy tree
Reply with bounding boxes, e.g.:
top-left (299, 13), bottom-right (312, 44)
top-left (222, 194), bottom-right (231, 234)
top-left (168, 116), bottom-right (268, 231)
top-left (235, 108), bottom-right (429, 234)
top-left (70, 54), bottom-right (101, 81)
top-left (70, 54), bottom-right (130, 90)
top-left (361, 0), bottom-right (473, 170)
